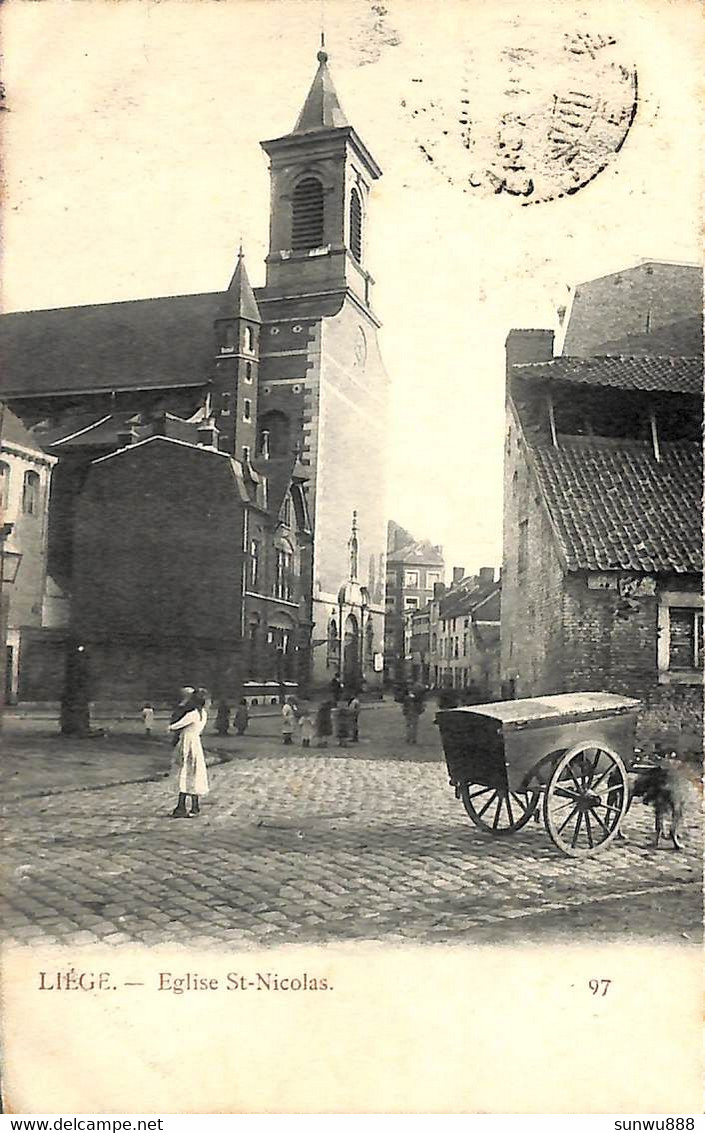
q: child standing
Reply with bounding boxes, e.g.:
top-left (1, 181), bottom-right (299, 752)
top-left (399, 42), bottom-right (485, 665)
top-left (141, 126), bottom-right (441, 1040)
top-left (141, 703), bottom-right (155, 737)
top-left (281, 697), bottom-right (296, 745)
top-left (298, 704), bottom-right (315, 748)
top-left (348, 694), bottom-right (361, 743)
top-left (234, 698), bottom-right (250, 735)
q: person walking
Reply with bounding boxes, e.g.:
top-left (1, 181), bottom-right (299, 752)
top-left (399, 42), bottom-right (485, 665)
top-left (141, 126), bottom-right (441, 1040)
top-left (348, 694), bottom-right (361, 743)
top-left (281, 697), bottom-right (296, 745)
top-left (334, 701), bottom-right (350, 747)
top-left (215, 700), bottom-right (230, 736)
top-left (329, 672), bottom-right (342, 705)
top-left (168, 689), bottom-right (209, 818)
top-left (141, 703), bottom-right (155, 737)
top-left (233, 698), bottom-right (250, 736)
top-left (315, 699), bottom-right (333, 747)
top-left (402, 688), bottom-right (424, 745)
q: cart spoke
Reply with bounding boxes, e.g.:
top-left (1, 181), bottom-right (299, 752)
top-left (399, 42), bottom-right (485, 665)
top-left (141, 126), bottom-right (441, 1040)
top-left (598, 801), bottom-right (624, 815)
top-left (557, 805), bottom-right (579, 836)
top-left (591, 808), bottom-right (613, 837)
top-left (505, 794), bottom-right (515, 826)
top-left (571, 812), bottom-right (584, 849)
top-left (492, 796), bottom-right (504, 830)
top-left (476, 792), bottom-right (497, 819)
top-left (466, 787), bottom-right (495, 801)
top-left (584, 811), bottom-right (594, 849)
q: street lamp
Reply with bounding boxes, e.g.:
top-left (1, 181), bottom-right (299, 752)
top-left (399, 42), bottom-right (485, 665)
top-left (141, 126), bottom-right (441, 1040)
top-left (359, 585), bottom-right (369, 690)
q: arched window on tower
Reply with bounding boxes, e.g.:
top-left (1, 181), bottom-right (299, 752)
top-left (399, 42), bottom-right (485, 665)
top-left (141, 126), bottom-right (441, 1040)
top-left (244, 325), bottom-right (254, 353)
top-left (292, 177), bottom-right (324, 251)
top-left (349, 187), bottom-right (363, 263)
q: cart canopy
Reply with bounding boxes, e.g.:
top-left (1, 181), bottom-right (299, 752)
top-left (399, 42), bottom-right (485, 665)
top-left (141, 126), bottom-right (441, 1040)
top-left (438, 692), bottom-right (640, 731)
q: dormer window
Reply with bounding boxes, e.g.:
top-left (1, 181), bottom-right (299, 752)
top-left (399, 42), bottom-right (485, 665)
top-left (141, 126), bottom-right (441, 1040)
top-left (292, 177), bottom-right (324, 251)
top-left (349, 187), bottom-right (363, 262)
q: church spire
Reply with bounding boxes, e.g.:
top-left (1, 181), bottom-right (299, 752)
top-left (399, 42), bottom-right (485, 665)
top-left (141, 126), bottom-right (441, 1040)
top-left (292, 40), bottom-right (349, 134)
top-left (218, 245), bottom-right (261, 323)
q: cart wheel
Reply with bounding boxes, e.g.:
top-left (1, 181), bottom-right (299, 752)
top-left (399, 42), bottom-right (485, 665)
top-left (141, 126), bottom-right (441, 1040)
top-left (460, 783), bottom-right (540, 835)
top-left (544, 744), bottom-right (629, 858)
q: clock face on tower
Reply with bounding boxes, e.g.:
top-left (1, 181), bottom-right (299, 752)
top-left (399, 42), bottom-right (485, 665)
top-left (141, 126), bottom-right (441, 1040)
top-left (354, 326), bottom-right (367, 368)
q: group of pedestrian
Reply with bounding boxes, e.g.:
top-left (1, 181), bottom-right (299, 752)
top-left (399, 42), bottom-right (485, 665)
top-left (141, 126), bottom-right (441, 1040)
top-left (280, 686), bottom-right (361, 748)
top-left (213, 699), bottom-right (250, 737)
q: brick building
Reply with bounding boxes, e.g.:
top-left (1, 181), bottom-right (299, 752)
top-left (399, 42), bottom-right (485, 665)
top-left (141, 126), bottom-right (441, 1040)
top-left (502, 269), bottom-right (703, 752)
top-left (0, 45), bottom-right (390, 698)
top-left (384, 520), bottom-right (444, 683)
top-left (0, 405), bottom-right (66, 703)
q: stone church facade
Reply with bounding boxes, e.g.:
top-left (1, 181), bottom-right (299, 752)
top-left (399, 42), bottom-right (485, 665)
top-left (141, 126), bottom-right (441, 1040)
top-left (1, 47), bottom-right (389, 701)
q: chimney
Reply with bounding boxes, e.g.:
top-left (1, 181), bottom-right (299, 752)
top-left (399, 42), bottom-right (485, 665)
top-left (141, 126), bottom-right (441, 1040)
top-left (433, 582), bottom-right (446, 601)
top-left (505, 329), bottom-right (554, 379)
top-left (478, 567), bottom-right (495, 584)
top-left (197, 418), bottom-right (220, 449)
top-left (452, 567), bottom-right (464, 585)
top-left (116, 426), bottom-right (139, 448)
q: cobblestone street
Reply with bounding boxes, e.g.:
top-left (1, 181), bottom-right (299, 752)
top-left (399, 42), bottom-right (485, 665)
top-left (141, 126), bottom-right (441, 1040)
top-left (2, 704), bottom-right (702, 948)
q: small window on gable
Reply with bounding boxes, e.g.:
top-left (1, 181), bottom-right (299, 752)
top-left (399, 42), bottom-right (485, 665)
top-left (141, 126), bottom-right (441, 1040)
top-left (349, 187), bottom-right (363, 262)
top-left (242, 445), bottom-right (250, 462)
top-left (292, 177), bottom-right (324, 251)
top-left (22, 470), bottom-right (40, 516)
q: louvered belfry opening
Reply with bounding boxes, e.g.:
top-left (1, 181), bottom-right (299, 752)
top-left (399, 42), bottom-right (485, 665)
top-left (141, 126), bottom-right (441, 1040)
top-left (349, 188), bottom-right (363, 262)
top-left (292, 177), bottom-right (324, 251)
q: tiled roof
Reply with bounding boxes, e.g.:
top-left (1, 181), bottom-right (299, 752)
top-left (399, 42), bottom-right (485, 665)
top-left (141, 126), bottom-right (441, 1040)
top-left (292, 52), bottom-right (349, 134)
top-left (532, 441), bottom-right (702, 573)
top-left (0, 292), bottom-right (220, 398)
top-left (388, 539), bottom-right (444, 566)
top-left (440, 581), bottom-right (498, 620)
top-left (512, 355), bottom-right (702, 395)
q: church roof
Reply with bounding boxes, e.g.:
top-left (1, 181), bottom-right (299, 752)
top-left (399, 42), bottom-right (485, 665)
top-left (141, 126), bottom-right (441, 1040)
top-left (217, 249), bottom-right (261, 323)
top-left (292, 48), bottom-right (349, 134)
top-left (0, 292), bottom-right (219, 399)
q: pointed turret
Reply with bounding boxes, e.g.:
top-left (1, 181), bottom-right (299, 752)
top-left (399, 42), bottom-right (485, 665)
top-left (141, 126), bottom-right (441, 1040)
top-left (292, 41), bottom-right (349, 134)
top-left (218, 245), bottom-right (261, 323)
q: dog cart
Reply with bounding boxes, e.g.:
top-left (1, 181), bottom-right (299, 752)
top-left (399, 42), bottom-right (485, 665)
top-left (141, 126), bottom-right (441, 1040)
top-left (436, 692), bottom-right (641, 858)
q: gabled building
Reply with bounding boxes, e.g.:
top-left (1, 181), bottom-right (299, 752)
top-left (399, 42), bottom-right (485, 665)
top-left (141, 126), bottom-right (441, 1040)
top-left (502, 304), bottom-right (703, 752)
top-left (384, 522), bottom-right (444, 683)
top-left (70, 418), bottom-right (312, 704)
top-left (1, 44), bottom-right (390, 698)
top-left (431, 569), bottom-right (501, 698)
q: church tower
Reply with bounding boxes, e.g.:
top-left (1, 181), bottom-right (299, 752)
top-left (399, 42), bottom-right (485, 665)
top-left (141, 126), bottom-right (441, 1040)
top-left (256, 42), bottom-right (390, 690)
top-left (212, 247), bottom-right (261, 460)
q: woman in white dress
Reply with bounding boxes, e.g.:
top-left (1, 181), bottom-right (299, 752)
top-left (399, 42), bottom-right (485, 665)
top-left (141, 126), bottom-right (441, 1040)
top-left (168, 690), bottom-right (209, 817)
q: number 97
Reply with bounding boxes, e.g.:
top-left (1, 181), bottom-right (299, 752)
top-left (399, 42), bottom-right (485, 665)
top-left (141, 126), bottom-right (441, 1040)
top-left (589, 979), bottom-right (611, 996)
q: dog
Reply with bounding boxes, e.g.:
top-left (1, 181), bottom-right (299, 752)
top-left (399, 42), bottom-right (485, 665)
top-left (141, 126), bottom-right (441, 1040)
top-left (628, 759), bottom-right (695, 851)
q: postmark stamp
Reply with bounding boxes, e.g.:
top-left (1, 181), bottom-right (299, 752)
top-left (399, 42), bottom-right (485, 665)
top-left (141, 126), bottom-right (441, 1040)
top-left (404, 28), bottom-right (638, 204)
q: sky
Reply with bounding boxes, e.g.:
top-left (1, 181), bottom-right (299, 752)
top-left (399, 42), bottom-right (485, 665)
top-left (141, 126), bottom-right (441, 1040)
top-left (2, 0), bottom-right (702, 577)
